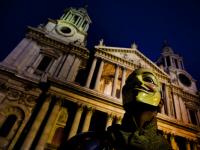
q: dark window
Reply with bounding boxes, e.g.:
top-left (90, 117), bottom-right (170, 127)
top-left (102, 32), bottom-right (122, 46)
top-left (0, 115), bottom-right (17, 137)
top-left (180, 61), bottom-right (184, 69)
top-left (75, 69), bottom-right (86, 86)
top-left (60, 27), bottom-right (71, 34)
top-left (89, 110), bottom-right (107, 132)
top-left (166, 56), bottom-right (171, 66)
top-left (189, 110), bottom-right (197, 125)
top-left (36, 56), bottom-right (52, 72)
top-left (116, 89), bottom-right (120, 98)
top-left (82, 21), bottom-right (87, 29)
top-left (174, 59), bottom-right (179, 68)
top-left (178, 74), bottom-right (191, 87)
top-left (72, 15), bottom-right (79, 24)
top-left (52, 127), bottom-right (64, 146)
top-left (162, 58), bottom-right (165, 67)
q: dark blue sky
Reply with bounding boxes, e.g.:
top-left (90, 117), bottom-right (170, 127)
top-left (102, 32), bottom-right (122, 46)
top-left (0, 0), bottom-right (200, 88)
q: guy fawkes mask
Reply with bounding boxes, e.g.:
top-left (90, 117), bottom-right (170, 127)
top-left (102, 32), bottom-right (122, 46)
top-left (123, 68), bottom-right (161, 107)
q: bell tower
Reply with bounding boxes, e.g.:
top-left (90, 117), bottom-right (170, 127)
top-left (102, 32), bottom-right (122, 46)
top-left (45, 7), bottom-right (91, 46)
top-left (156, 42), bottom-right (198, 94)
top-left (1, 7), bottom-right (90, 83)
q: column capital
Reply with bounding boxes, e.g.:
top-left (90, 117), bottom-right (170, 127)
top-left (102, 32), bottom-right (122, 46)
top-left (116, 116), bottom-right (122, 124)
top-left (77, 103), bottom-right (85, 111)
top-left (107, 113), bottom-right (115, 120)
top-left (86, 106), bottom-right (95, 113)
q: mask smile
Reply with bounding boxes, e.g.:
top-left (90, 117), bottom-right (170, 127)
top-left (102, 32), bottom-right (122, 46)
top-left (134, 85), bottom-right (154, 93)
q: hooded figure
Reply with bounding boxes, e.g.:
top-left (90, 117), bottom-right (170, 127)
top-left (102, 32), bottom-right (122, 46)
top-left (64, 68), bottom-right (171, 150)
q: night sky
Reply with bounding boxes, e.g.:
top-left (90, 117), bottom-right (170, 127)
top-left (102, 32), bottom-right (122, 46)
top-left (1, 0), bottom-right (200, 88)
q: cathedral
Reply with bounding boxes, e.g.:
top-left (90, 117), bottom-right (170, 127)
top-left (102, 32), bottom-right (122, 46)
top-left (0, 6), bottom-right (199, 150)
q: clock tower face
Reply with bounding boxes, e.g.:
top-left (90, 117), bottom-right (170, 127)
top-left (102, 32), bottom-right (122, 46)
top-left (56, 24), bottom-right (75, 37)
top-left (178, 73), bottom-right (192, 87)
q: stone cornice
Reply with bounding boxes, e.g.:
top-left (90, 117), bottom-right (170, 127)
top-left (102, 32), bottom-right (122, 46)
top-left (157, 113), bottom-right (200, 140)
top-left (48, 77), bottom-right (124, 114)
top-left (26, 26), bottom-right (89, 59)
top-left (94, 46), bottom-right (170, 82)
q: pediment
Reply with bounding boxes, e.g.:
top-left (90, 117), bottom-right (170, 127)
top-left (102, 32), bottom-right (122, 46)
top-left (95, 45), bottom-right (169, 79)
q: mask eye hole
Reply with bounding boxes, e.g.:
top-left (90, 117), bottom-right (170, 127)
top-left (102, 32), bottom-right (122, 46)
top-left (143, 76), bottom-right (154, 84)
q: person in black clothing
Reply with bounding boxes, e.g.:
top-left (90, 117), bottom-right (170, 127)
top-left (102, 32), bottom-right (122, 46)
top-left (64, 68), bottom-right (171, 150)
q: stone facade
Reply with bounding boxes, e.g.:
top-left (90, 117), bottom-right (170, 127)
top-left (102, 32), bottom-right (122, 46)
top-left (0, 7), bottom-right (199, 150)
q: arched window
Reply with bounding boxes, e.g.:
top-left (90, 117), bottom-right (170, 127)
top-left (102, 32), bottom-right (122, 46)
top-left (0, 115), bottom-right (17, 137)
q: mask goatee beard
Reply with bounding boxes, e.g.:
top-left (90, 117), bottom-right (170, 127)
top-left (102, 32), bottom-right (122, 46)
top-left (123, 100), bottom-right (158, 128)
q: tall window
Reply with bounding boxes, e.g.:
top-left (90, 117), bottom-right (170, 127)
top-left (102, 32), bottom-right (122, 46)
top-left (72, 15), bottom-right (79, 24)
top-left (189, 110), bottom-right (197, 125)
top-left (166, 56), bottom-right (171, 66)
top-left (36, 56), bottom-right (52, 72)
top-left (0, 115), bottom-right (17, 137)
top-left (174, 59), bottom-right (179, 69)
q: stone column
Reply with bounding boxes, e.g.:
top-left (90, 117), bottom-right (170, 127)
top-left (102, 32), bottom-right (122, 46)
top-left (27, 54), bottom-right (44, 74)
top-left (14, 41), bottom-right (37, 70)
top-left (35, 99), bottom-right (61, 150)
top-left (193, 142), bottom-right (198, 150)
top-left (94, 60), bottom-right (104, 90)
top-left (8, 118), bottom-right (29, 150)
top-left (164, 57), bottom-right (167, 67)
top-left (197, 110), bottom-right (200, 125)
top-left (82, 107), bottom-right (94, 132)
top-left (120, 67), bottom-right (126, 100)
top-left (48, 56), bottom-right (62, 76)
top-left (170, 57), bottom-right (173, 67)
top-left (54, 55), bottom-right (67, 77)
top-left (86, 58), bottom-right (97, 88)
top-left (20, 95), bottom-right (52, 150)
top-left (170, 134), bottom-right (179, 150)
top-left (58, 54), bottom-right (75, 80)
top-left (179, 97), bottom-right (189, 123)
top-left (111, 65), bottom-right (119, 97)
top-left (165, 85), bottom-right (172, 117)
top-left (187, 109), bottom-right (192, 123)
top-left (105, 114), bottom-right (114, 130)
top-left (68, 104), bottom-right (84, 139)
top-left (173, 94), bottom-right (182, 121)
top-left (186, 140), bottom-right (191, 150)
top-left (3, 38), bottom-right (31, 65)
top-left (66, 57), bottom-right (81, 82)
top-left (163, 132), bottom-right (168, 139)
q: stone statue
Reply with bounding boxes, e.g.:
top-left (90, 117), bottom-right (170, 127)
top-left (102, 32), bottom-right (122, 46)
top-left (63, 68), bottom-right (171, 150)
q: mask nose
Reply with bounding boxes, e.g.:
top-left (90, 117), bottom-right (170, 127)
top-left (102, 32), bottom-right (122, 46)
top-left (134, 75), bottom-right (143, 86)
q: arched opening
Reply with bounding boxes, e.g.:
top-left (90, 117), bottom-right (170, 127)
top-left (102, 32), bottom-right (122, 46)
top-left (0, 115), bottom-right (17, 137)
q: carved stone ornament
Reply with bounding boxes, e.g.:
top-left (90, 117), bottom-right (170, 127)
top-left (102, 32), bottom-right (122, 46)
top-left (7, 89), bottom-right (21, 101)
top-left (58, 108), bottom-right (68, 124)
top-left (24, 95), bottom-right (37, 107)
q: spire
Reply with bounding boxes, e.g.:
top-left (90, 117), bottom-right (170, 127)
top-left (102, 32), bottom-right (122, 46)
top-left (162, 40), bottom-right (174, 54)
top-left (131, 42), bottom-right (138, 49)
